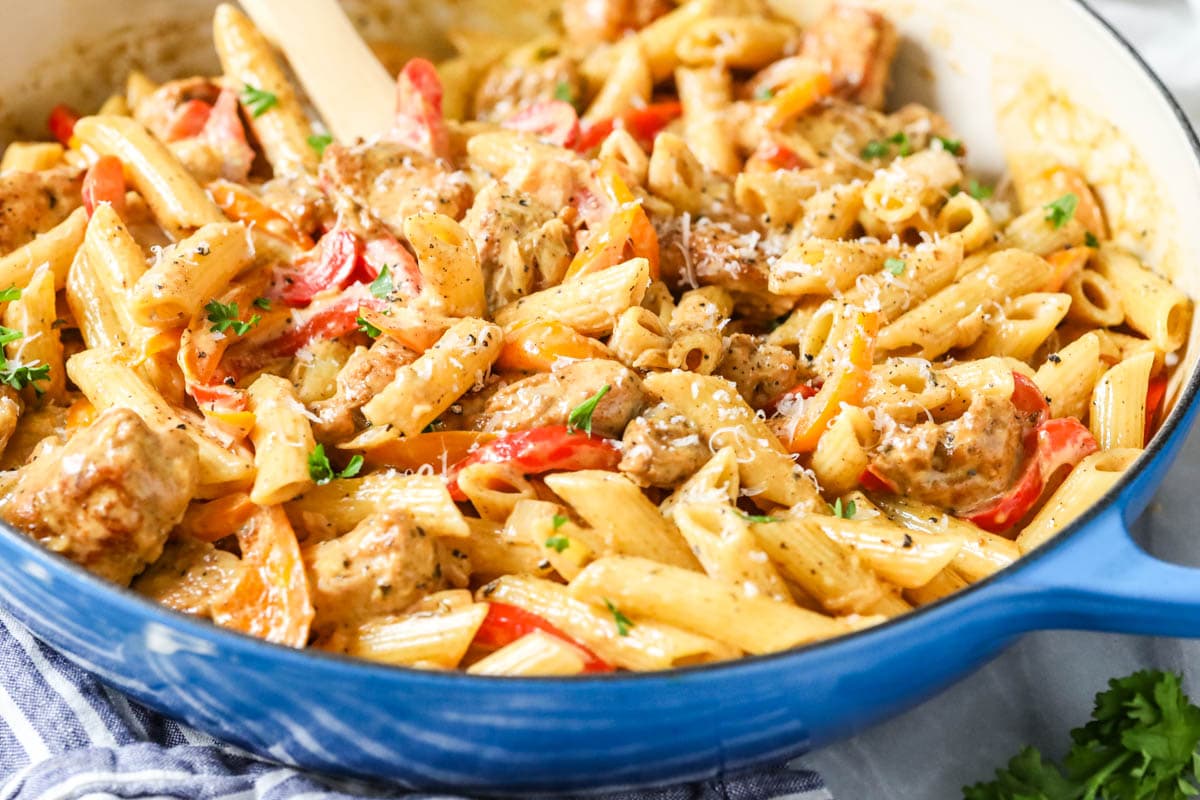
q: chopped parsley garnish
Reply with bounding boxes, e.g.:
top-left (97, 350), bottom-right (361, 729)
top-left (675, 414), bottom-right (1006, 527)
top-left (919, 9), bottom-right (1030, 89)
top-left (1044, 192), bottom-right (1079, 229)
top-left (241, 84), bottom-right (278, 118)
top-left (553, 80), bottom-right (574, 104)
top-left (544, 535), bottom-right (570, 553)
top-left (736, 510), bottom-right (782, 524)
top-left (205, 300), bottom-right (260, 336)
top-left (0, 286), bottom-right (22, 303)
top-left (860, 139), bottom-right (890, 160)
top-left (0, 362), bottom-right (50, 393)
top-left (755, 86), bottom-right (776, 101)
top-left (935, 136), bottom-right (963, 155)
top-left (604, 599), bottom-right (633, 637)
top-left (307, 444), bottom-right (363, 485)
top-left (885, 257), bottom-right (907, 276)
top-left (0, 325), bottom-right (49, 393)
top-left (967, 179), bottom-right (994, 200)
top-left (552, 513), bottom-right (568, 530)
top-left (829, 498), bottom-right (857, 519)
top-left (0, 326), bottom-right (24, 347)
top-left (307, 133), bottom-right (333, 157)
top-left (888, 131), bottom-right (913, 156)
top-left (356, 316), bottom-right (381, 337)
top-left (567, 384), bottom-right (611, 436)
top-left (369, 264), bottom-right (394, 299)
top-left (253, 297), bottom-right (271, 310)
top-left (965, 670), bottom-right (1200, 800)
top-left (1085, 231), bottom-right (1100, 248)
top-left (421, 419), bottom-right (444, 434)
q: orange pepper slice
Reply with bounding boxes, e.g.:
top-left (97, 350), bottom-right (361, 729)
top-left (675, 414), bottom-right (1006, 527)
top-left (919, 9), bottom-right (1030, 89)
top-left (785, 309), bottom-right (879, 452)
top-left (208, 179), bottom-right (314, 250)
top-left (497, 319), bottom-right (610, 372)
top-left (211, 506), bottom-right (314, 648)
top-left (65, 397), bottom-right (96, 432)
top-left (765, 71), bottom-right (832, 128)
top-left (1042, 246), bottom-right (1091, 293)
top-left (178, 492), bottom-right (259, 543)
top-left (565, 162), bottom-right (660, 281)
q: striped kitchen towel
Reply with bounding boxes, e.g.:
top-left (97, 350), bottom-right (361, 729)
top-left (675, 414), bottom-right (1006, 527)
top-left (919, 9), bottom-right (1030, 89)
top-left (0, 610), bottom-right (830, 800)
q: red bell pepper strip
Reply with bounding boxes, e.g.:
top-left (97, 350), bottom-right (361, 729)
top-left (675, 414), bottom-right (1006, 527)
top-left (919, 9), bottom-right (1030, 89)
top-left (859, 464), bottom-right (898, 494)
top-left (502, 100), bottom-right (580, 149)
top-left (82, 156), bottom-right (127, 218)
top-left (1145, 374), bottom-right (1168, 445)
top-left (47, 104), bottom-right (80, 147)
top-left (576, 101), bottom-right (683, 152)
top-left (164, 98), bottom-right (214, 141)
top-left (964, 417), bottom-right (1098, 533)
top-left (1010, 371), bottom-right (1049, 424)
top-left (272, 229), bottom-right (363, 307)
top-left (394, 58), bottom-right (449, 159)
top-left (361, 234), bottom-right (422, 297)
top-left (473, 602), bottom-right (613, 673)
top-left (267, 294), bottom-right (385, 359)
top-left (444, 425), bottom-right (622, 502)
top-left (750, 140), bottom-right (808, 171)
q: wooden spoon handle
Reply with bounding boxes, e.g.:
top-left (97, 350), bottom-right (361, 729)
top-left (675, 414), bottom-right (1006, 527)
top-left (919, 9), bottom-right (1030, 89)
top-left (238, 0), bottom-right (394, 142)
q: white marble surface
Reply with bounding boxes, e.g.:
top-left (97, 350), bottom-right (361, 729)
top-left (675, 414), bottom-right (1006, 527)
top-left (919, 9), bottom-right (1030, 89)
top-left (806, 2), bottom-right (1200, 796)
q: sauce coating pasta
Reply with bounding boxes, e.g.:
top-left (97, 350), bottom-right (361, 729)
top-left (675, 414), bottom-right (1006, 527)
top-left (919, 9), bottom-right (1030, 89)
top-left (0, 0), bottom-right (1189, 673)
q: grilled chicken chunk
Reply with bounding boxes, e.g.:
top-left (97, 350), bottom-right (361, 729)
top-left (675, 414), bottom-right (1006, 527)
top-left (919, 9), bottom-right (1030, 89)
top-left (800, 3), bottom-right (899, 110)
top-left (311, 337), bottom-right (416, 444)
top-left (717, 333), bottom-right (799, 409)
top-left (0, 168), bottom-right (82, 257)
top-left (619, 403), bottom-right (711, 488)
top-left (477, 359), bottom-right (645, 438)
top-left (0, 408), bottom-right (199, 585)
top-left (304, 508), bottom-right (441, 632)
top-left (319, 140), bottom-right (473, 235)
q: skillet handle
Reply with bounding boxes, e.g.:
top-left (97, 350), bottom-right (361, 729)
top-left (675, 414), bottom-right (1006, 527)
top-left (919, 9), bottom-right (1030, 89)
top-left (1006, 508), bottom-right (1200, 637)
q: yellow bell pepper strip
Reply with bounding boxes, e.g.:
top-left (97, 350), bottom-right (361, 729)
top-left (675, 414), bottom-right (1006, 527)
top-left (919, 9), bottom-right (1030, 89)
top-left (211, 505), bottom-right (314, 648)
top-left (496, 319), bottom-right (611, 372)
top-left (565, 162), bottom-right (660, 281)
top-left (764, 71), bottom-right (832, 128)
top-left (784, 309), bottom-right (879, 452)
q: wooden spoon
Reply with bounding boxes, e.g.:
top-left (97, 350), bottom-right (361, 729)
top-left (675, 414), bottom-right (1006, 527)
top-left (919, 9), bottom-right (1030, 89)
top-left (238, 0), bottom-right (395, 142)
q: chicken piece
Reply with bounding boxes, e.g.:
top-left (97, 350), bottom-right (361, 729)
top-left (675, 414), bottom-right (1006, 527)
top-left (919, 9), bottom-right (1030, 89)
top-left (716, 333), bottom-right (799, 409)
top-left (475, 53), bottom-right (582, 121)
top-left (619, 403), bottom-right (711, 488)
top-left (258, 173), bottom-right (334, 238)
top-left (462, 181), bottom-right (574, 308)
top-left (800, 3), bottom-right (899, 110)
top-left (304, 508), bottom-right (441, 633)
top-left (319, 140), bottom-right (473, 236)
top-left (132, 76), bottom-right (221, 139)
top-left (657, 216), bottom-right (794, 320)
top-left (132, 536), bottom-right (242, 617)
top-left (311, 337), bottom-right (416, 443)
top-left (478, 359), bottom-right (645, 438)
top-left (868, 394), bottom-right (1032, 514)
top-left (563, 0), bottom-right (673, 45)
top-left (0, 408), bottom-right (199, 585)
top-left (0, 168), bottom-right (83, 257)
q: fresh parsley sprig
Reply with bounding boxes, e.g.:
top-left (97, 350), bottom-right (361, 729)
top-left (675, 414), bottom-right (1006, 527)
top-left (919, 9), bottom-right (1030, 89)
top-left (885, 257), bottom-right (906, 276)
top-left (307, 133), bottom-right (333, 157)
top-left (205, 300), bottom-right (260, 336)
top-left (1045, 193), bottom-right (1080, 230)
top-left (567, 385), bottom-right (611, 436)
top-left (736, 510), bottom-right (782, 524)
top-left (307, 444), bottom-right (363, 485)
top-left (829, 498), bottom-right (857, 519)
top-left (965, 670), bottom-right (1200, 800)
top-left (604, 599), bottom-right (633, 637)
top-left (241, 84), bottom-right (278, 118)
top-left (370, 264), bottom-right (394, 299)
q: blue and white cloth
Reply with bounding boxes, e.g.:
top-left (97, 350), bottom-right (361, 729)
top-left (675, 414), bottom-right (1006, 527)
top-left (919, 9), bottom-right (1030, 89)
top-left (0, 610), bottom-right (830, 798)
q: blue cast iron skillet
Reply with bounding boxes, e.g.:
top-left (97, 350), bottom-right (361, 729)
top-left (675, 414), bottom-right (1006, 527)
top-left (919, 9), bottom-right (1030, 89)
top-left (2, 1), bottom-right (1200, 794)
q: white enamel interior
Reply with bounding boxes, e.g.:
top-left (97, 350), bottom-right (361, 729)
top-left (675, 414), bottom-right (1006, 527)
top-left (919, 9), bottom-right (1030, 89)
top-left (2, 0), bottom-right (1199, 404)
